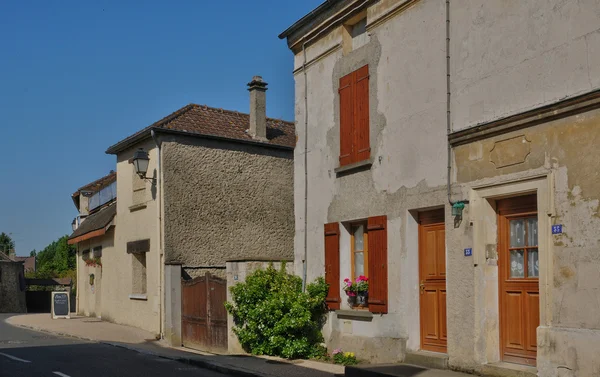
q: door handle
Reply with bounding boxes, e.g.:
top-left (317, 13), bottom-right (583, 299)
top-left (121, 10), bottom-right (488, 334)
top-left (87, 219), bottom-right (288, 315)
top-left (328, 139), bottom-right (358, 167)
top-left (420, 281), bottom-right (425, 295)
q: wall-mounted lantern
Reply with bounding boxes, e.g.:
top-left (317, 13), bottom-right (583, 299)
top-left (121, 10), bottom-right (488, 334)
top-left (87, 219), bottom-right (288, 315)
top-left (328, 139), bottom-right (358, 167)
top-left (132, 148), bottom-right (150, 179)
top-left (451, 202), bottom-right (465, 218)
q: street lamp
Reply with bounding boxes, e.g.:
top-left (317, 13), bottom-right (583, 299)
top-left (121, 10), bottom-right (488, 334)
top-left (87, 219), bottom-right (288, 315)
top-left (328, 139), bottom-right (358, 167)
top-left (132, 148), bottom-right (152, 181)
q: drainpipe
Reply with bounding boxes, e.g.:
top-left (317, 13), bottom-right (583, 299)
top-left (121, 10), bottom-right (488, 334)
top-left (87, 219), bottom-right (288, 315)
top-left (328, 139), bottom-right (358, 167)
top-left (299, 0), bottom-right (370, 292)
top-left (151, 129), bottom-right (164, 338)
top-left (302, 42), bottom-right (309, 292)
top-left (446, 0), bottom-right (468, 209)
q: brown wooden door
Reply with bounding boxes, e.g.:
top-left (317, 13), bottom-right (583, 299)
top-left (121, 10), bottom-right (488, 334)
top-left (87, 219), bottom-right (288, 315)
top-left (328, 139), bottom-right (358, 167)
top-left (182, 272), bottom-right (228, 352)
top-left (498, 195), bottom-right (539, 366)
top-left (419, 209), bottom-right (447, 353)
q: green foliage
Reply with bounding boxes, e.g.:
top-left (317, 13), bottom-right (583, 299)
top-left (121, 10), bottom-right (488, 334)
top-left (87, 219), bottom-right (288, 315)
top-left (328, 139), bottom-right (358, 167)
top-left (34, 235), bottom-right (76, 276)
top-left (225, 263), bottom-right (329, 359)
top-left (26, 235), bottom-right (76, 293)
top-left (332, 350), bottom-right (358, 365)
top-left (0, 232), bottom-right (15, 254)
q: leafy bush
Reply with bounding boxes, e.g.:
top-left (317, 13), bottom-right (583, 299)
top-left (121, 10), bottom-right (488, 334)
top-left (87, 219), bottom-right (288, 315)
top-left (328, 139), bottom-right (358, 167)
top-left (225, 263), bottom-right (329, 359)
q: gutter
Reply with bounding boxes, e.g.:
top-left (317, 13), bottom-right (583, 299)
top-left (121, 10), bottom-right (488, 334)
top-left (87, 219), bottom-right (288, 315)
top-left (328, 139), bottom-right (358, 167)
top-left (106, 127), bottom-right (294, 156)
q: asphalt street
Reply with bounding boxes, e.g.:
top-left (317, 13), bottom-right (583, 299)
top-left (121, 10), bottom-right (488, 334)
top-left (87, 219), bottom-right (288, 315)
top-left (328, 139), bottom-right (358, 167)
top-left (0, 314), bottom-right (228, 377)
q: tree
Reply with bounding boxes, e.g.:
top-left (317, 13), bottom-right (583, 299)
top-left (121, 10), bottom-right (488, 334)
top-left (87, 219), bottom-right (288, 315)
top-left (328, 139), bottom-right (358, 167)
top-left (30, 250), bottom-right (37, 257)
top-left (31, 235), bottom-right (76, 277)
top-left (0, 232), bottom-right (15, 255)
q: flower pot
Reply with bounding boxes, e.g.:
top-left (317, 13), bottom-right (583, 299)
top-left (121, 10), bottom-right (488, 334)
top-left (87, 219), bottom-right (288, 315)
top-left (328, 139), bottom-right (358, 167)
top-left (357, 292), bottom-right (368, 307)
top-left (347, 295), bottom-right (357, 307)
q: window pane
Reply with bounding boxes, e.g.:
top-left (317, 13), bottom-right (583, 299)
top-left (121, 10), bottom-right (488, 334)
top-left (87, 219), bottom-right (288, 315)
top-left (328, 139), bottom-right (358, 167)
top-left (510, 249), bottom-right (525, 278)
top-left (510, 219), bottom-right (525, 248)
top-left (354, 252), bottom-right (364, 277)
top-left (528, 249), bottom-right (539, 277)
top-left (354, 225), bottom-right (364, 251)
top-left (527, 218), bottom-right (538, 247)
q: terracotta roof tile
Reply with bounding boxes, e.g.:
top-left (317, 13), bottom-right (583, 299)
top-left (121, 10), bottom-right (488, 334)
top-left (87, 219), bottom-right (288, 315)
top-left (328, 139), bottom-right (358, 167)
top-left (69, 203), bottom-right (116, 241)
top-left (106, 104), bottom-right (295, 154)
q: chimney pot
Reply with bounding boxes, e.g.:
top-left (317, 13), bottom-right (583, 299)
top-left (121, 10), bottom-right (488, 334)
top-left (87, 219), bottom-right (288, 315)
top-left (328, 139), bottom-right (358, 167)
top-left (247, 76), bottom-right (268, 140)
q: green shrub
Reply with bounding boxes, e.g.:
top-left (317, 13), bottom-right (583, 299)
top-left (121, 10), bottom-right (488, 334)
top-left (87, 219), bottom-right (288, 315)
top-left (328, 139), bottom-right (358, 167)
top-left (225, 263), bottom-right (329, 359)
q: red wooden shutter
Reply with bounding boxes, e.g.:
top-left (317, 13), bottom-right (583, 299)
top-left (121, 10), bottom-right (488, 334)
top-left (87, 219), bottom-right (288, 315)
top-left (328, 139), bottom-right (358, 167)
top-left (339, 72), bottom-right (354, 166)
top-left (324, 222), bottom-right (341, 310)
top-left (354, 65), bottom-right (370, 162)
top-left (367, 215), bottom-right (388, 314)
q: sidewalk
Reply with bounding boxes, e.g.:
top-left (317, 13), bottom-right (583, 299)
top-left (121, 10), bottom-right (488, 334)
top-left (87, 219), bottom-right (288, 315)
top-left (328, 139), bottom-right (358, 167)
top-left (6, 313), bottom-right (344, 377)
top-left (6, 314), bottom-right (478, 377)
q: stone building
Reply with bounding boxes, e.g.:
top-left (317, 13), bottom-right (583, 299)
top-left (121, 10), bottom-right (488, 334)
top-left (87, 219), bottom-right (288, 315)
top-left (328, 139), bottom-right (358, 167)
top-left (0, 251), bottom-right (26, 313)
top-left (73, 76), bottom-right (296, 350)
top-left (280, 1), bottom-right (600, 376)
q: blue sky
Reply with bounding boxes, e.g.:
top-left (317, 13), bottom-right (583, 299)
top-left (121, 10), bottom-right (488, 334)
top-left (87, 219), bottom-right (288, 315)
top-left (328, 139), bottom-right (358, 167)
top-left (0, 0), bottom-right (320, 256)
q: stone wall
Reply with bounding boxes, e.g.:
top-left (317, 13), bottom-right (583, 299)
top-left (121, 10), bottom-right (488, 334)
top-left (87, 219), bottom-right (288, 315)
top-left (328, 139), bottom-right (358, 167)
top-left (0, 261), bottom-right (26, 313)
top-left (161, 135), bottom-right (294, 268)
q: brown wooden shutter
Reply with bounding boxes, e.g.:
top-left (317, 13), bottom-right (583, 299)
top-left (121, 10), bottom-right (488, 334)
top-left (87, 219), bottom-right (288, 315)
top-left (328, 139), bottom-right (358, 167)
top-left (367, 215), bottom-right (388, 314)
top-left (324, 222), bottom-right (341, 310)
top-left (354, 65), bottom-right (370, 162)
top-left (339, 72), bottom-right (354, 166)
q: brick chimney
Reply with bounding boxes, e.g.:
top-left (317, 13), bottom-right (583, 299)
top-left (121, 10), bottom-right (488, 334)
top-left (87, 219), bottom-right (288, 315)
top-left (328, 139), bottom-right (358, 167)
top-left (247, 76), bottom-right (268, 140)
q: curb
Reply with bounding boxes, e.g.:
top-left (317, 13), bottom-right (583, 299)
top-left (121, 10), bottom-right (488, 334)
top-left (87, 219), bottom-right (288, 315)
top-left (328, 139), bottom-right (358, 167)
top-left (8, 322), bottom-right (273, 377)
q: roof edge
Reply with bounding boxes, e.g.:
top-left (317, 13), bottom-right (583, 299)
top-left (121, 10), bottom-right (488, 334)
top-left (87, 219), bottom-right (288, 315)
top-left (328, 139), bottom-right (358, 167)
top-left (153, 128), bottom-right (295, 152)
top-left (278, 0), bottom-right (344, 40)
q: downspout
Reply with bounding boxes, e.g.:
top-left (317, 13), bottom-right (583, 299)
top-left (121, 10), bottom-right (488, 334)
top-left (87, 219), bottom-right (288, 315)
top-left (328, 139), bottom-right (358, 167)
top-left (446, 0), bottom-right (467, 208)
top-left (151, 129), bottom-right (164, 338)
top-left (302, 43), bottom-right (309, 292)
top-left (300, 0), bottom-right (370, 292)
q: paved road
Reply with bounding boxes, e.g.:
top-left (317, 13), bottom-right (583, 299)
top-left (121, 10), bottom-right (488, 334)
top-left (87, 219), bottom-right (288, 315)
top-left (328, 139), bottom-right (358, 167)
top-left (0, 314), bottom-right (228, 377)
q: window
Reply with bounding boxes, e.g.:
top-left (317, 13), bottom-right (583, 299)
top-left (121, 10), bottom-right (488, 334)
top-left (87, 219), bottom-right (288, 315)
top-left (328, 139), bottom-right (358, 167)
top-left (339, 65), bottom-right (370, 166)
top-left (92, 246), bottom-right (102, 258)
top-left (324, 216), bottom-right (388, 314)
top-left (351, 223), bottom-right (368, 279)
top-left (350, 18), bottom-right (368, 50)
top-left (82, 249), bottom-right (90, 261)
top-left (132, 253), bottom-right (147, 295)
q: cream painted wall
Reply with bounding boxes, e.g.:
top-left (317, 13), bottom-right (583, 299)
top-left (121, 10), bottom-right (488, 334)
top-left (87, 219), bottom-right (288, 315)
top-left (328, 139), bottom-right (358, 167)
top-left (100, 139), bottom-right (161, 335)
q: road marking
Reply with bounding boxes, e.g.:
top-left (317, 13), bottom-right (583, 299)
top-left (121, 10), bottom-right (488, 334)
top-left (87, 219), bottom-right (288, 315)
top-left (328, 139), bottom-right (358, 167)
top-left (0, 352), bottom-right (31, 363)
top-left (53, 372), bottom-right (70, 377)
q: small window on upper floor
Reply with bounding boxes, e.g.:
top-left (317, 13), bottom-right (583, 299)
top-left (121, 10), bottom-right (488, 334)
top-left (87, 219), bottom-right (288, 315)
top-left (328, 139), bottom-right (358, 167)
top-left (343, 14), bottom-right (369, 54)
top-left (351, 18), bottom-right (368, 50)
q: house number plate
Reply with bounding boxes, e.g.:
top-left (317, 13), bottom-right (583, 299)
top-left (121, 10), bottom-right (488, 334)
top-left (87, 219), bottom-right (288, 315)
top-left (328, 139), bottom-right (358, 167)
top-left (464, 248), bottom-right (472, 257)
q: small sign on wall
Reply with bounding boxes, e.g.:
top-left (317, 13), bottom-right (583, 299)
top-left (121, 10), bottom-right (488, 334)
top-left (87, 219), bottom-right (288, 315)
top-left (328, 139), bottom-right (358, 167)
top-left (51, 292), bottom-right (70, 319)
top-left (464, 248), bottom-right (473, 257)
top-left (552, 225), bottom-right (563, 235)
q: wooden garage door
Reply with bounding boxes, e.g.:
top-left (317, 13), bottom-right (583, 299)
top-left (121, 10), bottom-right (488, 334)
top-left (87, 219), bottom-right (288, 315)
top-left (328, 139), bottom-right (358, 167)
top-left (181, 272), bottom-right (227, 352)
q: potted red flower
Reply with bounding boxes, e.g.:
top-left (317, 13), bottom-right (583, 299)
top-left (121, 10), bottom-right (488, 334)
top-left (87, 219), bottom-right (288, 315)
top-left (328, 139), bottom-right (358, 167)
top-left (355, 276), bottom-right (369, 307)
top-left (343, 278), bottom-right (357, 306)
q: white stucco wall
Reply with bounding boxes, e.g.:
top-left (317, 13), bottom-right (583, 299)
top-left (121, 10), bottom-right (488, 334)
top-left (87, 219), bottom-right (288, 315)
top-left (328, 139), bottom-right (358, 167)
top-left (451, 0), bottom-right (600, 131)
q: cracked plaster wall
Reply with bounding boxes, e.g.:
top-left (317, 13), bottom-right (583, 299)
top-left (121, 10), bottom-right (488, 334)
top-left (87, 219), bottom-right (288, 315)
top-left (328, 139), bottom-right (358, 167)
top-left (293, 0), bottom-right (448, 363)
top-left (453, 108), bottom-right (600, 375)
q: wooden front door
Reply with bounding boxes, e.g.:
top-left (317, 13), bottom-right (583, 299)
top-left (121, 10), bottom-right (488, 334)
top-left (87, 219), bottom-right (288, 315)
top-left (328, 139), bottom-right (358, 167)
top-left (181, 272), bottom-right (228, 352)
top-left (419, 209), bottom-right (447, 353)
top-left (498, 195), bottom-right (539, 366)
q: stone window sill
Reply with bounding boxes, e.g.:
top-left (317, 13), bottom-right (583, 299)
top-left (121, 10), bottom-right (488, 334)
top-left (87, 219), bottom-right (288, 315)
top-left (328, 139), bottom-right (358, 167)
top-left (129, 294), bottom-right (148, 301)
top-left (129, 203), bottom-right (147, 212)
top-left (335, 309), bottom-right (373, 321)
top-left (334, 158), bottom-right (373, 177)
